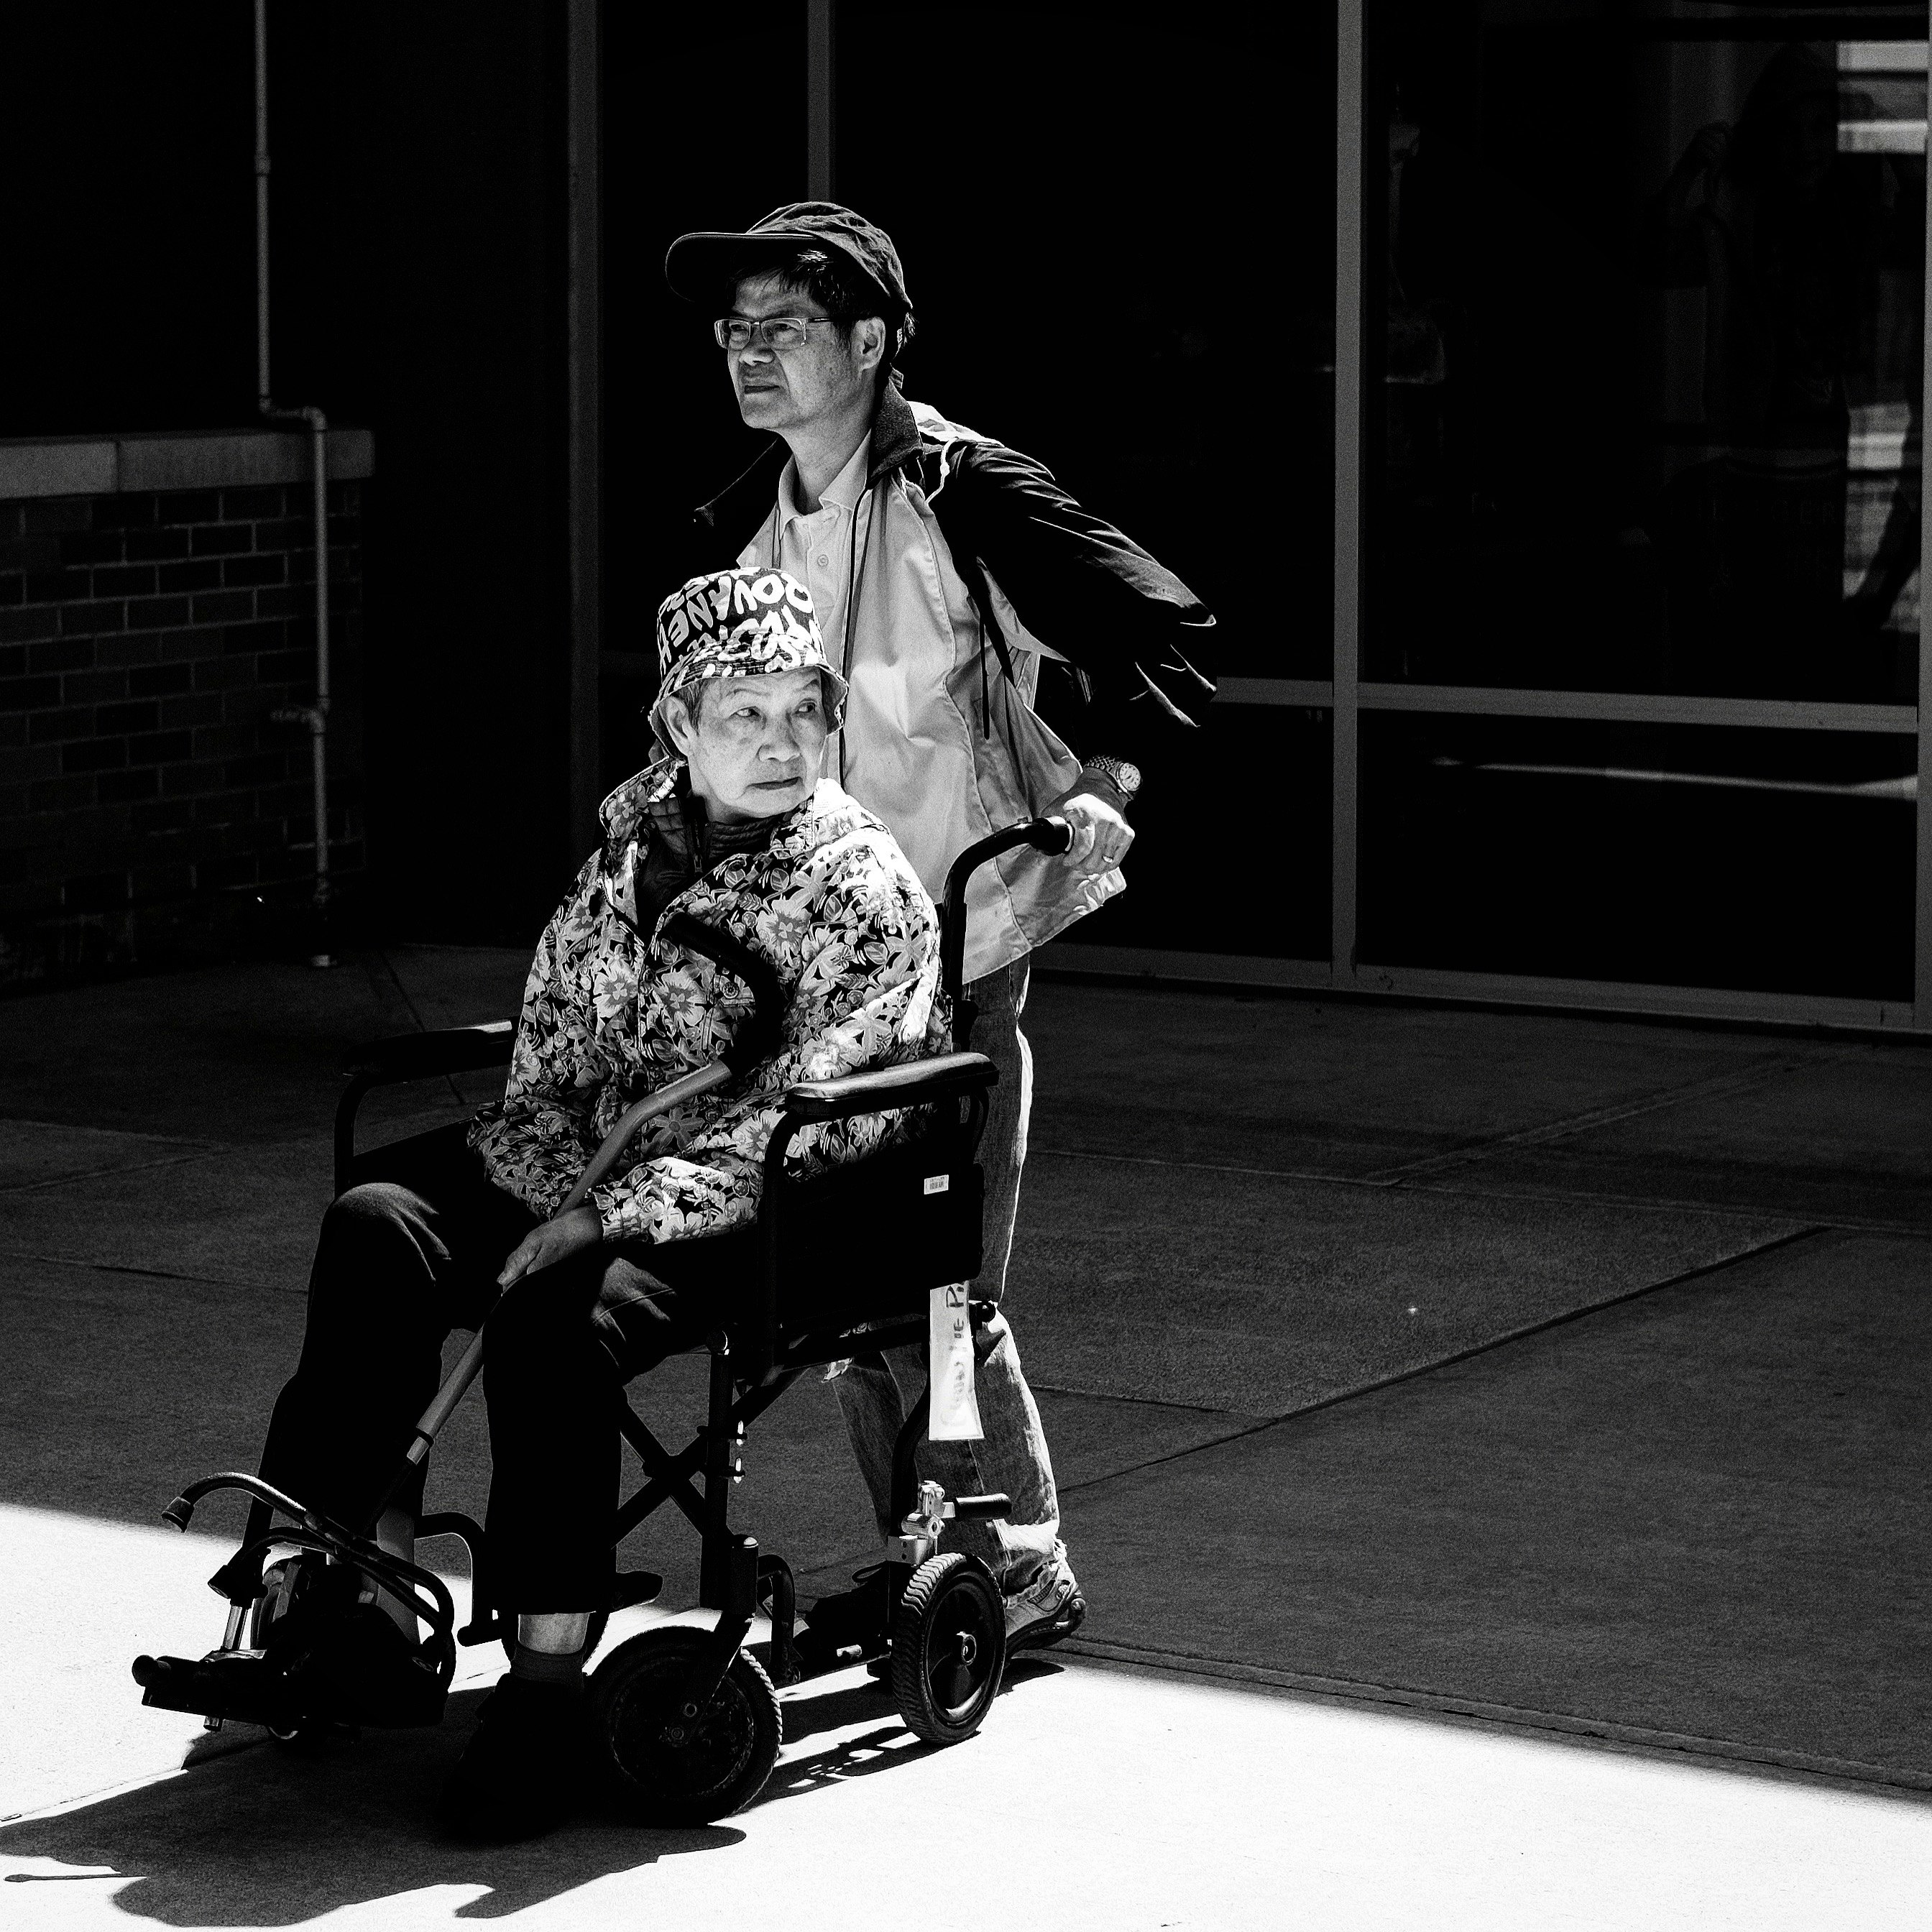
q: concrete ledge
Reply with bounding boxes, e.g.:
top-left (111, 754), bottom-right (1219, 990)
top-left (0, 426), bottom-right (375, 502)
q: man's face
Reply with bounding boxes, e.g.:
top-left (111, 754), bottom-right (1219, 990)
top-left (666, 667), bottom-right (830, 823)
top-left (725, 272), bottom-right (878, 434)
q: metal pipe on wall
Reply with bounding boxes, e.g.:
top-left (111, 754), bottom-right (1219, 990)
top-left (566, 0), bottom-right (603, 858)
top-left (254, 0), bottom-right (334, 967)
top-left (807, 0), bottom-right (836, 200)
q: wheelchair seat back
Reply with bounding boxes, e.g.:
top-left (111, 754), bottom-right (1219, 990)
top-left (745, 1119), bottom-right (985, 1377)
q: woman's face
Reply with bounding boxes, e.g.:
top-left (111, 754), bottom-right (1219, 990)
top-left (665, 668), bottom-right (830, 822)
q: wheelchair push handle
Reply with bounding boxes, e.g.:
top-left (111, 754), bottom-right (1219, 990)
top-left (940, 816), bottom-right (1073, 1038)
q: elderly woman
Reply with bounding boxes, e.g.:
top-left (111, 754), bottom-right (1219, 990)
top-left (256, 565), bottom-right (946, 1837)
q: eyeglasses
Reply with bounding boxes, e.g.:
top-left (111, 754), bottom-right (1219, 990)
top-left (713, 314), bottom-right (841, 351)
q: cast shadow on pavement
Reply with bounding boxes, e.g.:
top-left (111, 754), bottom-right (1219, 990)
top-left (0, 1663), bottom-right (1067, 1926)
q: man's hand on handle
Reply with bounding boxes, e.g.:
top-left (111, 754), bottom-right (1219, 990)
top-left (1044, 777), bottom-right (1135, 869)
top-left (498, 1203), bottom-right (602, 1287)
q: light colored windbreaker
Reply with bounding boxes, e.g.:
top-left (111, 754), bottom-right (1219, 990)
top-left (742, 402), bottom-right (1124, 985)
top-left (469, 760), bottom-right (948, 1245)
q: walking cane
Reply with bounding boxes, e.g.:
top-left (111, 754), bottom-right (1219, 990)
top-left (378, 914), bottom-right (783, 1504)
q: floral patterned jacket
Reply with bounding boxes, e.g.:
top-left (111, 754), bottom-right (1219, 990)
top-left (468, 759), bottom-right (948, 1245)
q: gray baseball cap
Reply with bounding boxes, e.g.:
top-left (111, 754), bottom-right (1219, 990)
top-left (665, 201), bottom-right (911, 321)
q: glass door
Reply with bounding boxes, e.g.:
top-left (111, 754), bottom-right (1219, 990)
top-left (1349, 0), bottom-right (1927, 1021)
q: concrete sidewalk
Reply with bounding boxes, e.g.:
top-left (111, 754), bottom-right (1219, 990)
top-left (4, 951), bottom-right (1931, 1926)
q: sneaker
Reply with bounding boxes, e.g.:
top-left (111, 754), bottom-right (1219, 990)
top-left (1003, 1565), bottom-right (1085, 1654)
top-left (440, 1675), bottom-right (589, 1841)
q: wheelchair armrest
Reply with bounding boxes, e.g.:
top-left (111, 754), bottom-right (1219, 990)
top-left (778, 1051), bottom-right (997, 1125)
top-left (342, 1022), bottom-right (516, 1082)
top-left (335, 1023), bottom-right (516, 1195)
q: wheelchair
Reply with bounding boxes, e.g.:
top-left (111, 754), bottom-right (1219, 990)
top-left (133, 814), bottom-right (1072, 1825)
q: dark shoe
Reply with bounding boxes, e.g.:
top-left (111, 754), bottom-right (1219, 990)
top-left (441, 1675), bottom-right (590, 1841)
top-left (1004, 1566), bottom-right (1085, 1654)
top-left (263, 1586), bottom-right (444, 1728)
top-left (135, 1565), bottom-right (443, 1733)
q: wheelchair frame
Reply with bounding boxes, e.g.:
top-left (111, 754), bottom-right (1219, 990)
top-left (137, 815), bottom-right (1072, 1806)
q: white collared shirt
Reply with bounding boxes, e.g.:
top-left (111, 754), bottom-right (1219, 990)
top-left (740, 406), bottom-right (1121, 983)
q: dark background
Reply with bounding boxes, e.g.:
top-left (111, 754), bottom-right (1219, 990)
top-left (4, 1), bottom-right (571, 943)
top-left (604, 1), bottom-right (1335, 959)
top-left (3, 0), bottom-right (1332, 958)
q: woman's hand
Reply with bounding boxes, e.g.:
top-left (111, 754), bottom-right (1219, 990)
top-left (498, 1203), bottom-right (603, 1287)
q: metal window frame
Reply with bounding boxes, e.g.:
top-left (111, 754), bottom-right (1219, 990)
top-left (1307, 0), bottom-right (1929, 1033)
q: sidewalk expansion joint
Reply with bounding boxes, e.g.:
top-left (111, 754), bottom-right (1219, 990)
top-left (1054, 1225), bottom-right (1834, 1501)
top-left (2, 1247), bottom-right (293, 1294)
top-left (1354, 1050), bottom-right (1841, 1184)
top-left (1029, 1380), bottom-right (1263, 1420)
top-left (1399, 1174), bottom-right (1932, 1241)
top-left (1059, 1639), bottom-right (1932, 1798)
top-left (0, 1150), bottom-right (218, 1197)
top-left (1037, 1046), bottom-right (1862, 1201)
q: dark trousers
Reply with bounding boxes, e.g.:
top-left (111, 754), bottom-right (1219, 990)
top-left (258, 1123), bottom-right (752, 1611)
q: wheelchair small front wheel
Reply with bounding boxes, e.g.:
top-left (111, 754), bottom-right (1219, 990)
top-left (591, 1627), bottom-right (782, 1826)
top-left (889, 1552), bottom-right (1006, 1746)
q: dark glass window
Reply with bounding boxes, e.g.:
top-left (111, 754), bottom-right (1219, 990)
top-left (1366, 3), bottom-right (1928, 704)
top-left (837, 1), bottom-right (1335, 686)
top-left (602, 5), bottom-right (811, 780)
top-left (837, 3), bottom-right (1336, 962)
top-left (1060, 704), bottom-right (1331, 960)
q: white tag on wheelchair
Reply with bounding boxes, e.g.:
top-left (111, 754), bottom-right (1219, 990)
top-left (928, 1283), bottom-right (983, 1441)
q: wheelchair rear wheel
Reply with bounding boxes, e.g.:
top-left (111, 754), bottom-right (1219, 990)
top-left (889, 1552), bottom-right (1006, 1746)
top-left (591, 1627), bottom-right (783, 1825)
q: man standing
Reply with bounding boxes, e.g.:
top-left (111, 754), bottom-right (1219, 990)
top-left (665, 204), bottom-right (1215, 1651)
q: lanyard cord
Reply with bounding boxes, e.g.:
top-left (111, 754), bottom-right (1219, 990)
top-left (773, 474), bottom-right (873, 788)
top-left (837, 479), bottom-right (877, 786)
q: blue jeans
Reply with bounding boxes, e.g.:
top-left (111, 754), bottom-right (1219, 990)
top-left (832, 959), bottom-right (1067, 1592)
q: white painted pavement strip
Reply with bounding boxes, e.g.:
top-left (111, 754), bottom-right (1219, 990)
top-left (6, 1504), bottom-right (1932, 1931)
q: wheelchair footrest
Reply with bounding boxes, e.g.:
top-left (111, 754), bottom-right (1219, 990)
top-left (612, 1570), bottom-right (663, 1611)
top-left (791, 1565), bottom-right (891, 1678)
top-left (135, 1651), bottom-right (312, 1729)
top-left (947, 1493), bottom-right (1011, 1522)
top-left (134, 1632), bottom-right (446, 1732)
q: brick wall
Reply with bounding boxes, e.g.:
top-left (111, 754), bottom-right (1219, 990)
top-left (0, 479), bottom-right (363, 983)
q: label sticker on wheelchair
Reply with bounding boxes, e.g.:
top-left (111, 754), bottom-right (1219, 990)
top-left (923, 1174), bottom-right (949, 1195)
top-left (929, 1283), bottom-right (983, 1442)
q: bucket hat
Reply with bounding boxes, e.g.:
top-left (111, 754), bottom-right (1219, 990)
top-left (648, 566), bottom-right (849, 750)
